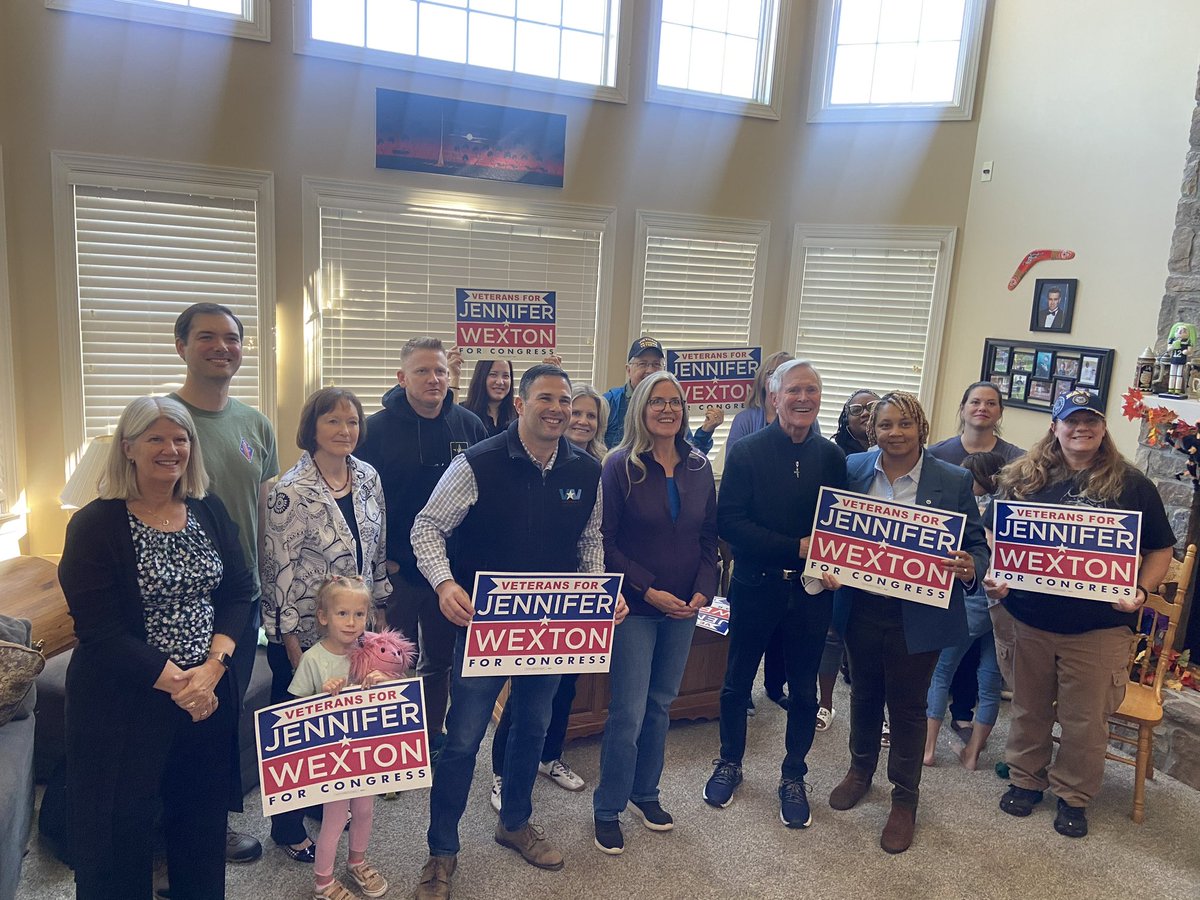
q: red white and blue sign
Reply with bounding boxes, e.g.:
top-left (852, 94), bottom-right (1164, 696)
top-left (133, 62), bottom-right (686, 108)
top-left (456, 289), bottom-right (556, 358)
top-left (255, 677), bottom-right (430, 816)
top-left (804, 488), bottom-right (967, 609)
top-left (991, 501), bottom-right (1142, 601)
top-left (667, 347), bottom-right (761, 411)
top-left (696, 596), bottom-right (730, 635)
top-left (462, 572), bottom-right (623, 676)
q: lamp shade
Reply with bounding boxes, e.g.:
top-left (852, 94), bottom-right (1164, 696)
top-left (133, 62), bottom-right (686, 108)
top-left (60, 435), bottom-right (113, 509)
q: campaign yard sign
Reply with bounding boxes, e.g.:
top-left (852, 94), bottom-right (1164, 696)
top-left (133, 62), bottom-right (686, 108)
top-left (456, 289), bottom-right (556, 358)
top-left (667, 347), bottom-right (761, 411)
top-left (462, 572), bottom-right (623, 676)
top-left (696, 596), bottom-right (730, 635)
top-left (804, 487), bottom-right (967, 609)
top-left (991, 501), bottom-right (1142, 601)
top-left (256, 677), bottom-right (430, 816)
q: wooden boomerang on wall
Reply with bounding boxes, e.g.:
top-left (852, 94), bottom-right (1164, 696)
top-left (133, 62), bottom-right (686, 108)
top-left (1007, 249), bottom-right (1075, 290)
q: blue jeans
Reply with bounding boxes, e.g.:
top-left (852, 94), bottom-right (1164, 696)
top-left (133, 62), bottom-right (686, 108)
top-left (593, 614), bottom-right (695, 821)
top-left (718, 570), bottom-right (832, 780)
top-left (926, 630), bottom-right (1003, 726)
top-left (426, 632), bottom-right (561, 856)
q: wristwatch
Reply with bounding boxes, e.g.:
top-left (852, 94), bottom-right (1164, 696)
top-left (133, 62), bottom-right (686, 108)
top-left (207, 650), bottom-right (232, 668)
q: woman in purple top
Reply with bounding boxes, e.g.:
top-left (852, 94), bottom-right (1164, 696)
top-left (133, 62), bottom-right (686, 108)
top-left (927, 381), bottom-right (1025, 465)
top-left (592, 371), bottom-right (718, 855)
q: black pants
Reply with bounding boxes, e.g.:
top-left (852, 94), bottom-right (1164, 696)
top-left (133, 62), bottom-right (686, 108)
top-left (718, 570), bottom-right (831, 780)
top-left (387, 572), bottom-right (458, 737)
top-left (492, 673), bottom-right (579, 774)
top-left (762, 623), bottom-right (787, 699)
top-left (843, 590), bottom-right (939, 808)
top-left (948, 633), bottom-right (983, 721)
top-left (265, 641), bottom-right (311, 847)
top-left (70, 671), bottom-right (237, 900)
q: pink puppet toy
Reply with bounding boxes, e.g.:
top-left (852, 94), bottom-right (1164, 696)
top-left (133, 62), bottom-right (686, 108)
top-left (348, 628), bottom-right (416, 685)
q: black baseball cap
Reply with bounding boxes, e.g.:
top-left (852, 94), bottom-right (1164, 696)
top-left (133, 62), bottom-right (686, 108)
top-left (628, 336), bottom-right (665, 361)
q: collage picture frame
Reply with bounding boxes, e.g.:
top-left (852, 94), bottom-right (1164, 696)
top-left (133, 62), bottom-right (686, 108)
top-left (981, 337), bottom-right (1113, 414)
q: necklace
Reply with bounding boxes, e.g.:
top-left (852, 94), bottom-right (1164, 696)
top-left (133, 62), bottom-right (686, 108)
top-left (318, 459), bottom-right (350, 493)
top-left (129, 501), bottom-right (174, 528)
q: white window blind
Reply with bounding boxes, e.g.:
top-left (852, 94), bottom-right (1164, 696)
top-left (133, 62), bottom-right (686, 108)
top-left (46, 0), bottom-right (270, 41)
top-left (73, 185), bottom-right (263, 440)
top-left (635, 212), bottom-right (766, 461)
top-left (319, 205), bottom-right (605, 411)
top-left (786, 227), bottom-right (955, 435)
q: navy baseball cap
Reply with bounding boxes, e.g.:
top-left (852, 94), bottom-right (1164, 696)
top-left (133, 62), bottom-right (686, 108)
top-left (628, 336), bottom-right (665, 360)
top-left (1052, 388), bottom-right (1106, 421)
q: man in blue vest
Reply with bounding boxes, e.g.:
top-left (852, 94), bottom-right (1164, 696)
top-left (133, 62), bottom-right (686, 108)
top-left (409, 363), bottom-right (627, 900)
top-left (603, 336), bottom-right (722, 452)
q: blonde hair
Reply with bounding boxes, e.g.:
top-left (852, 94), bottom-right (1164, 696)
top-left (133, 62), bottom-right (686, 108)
top-left (996, 422), bottom-right (1129, 502)
top-left (570, 384), bottom-right (609, 461)
top-left (747, 351), bottom-right (793, 410)
top-left (316, 575), bottom-right (371, 626)
top-left (866, 391), bottom-right (930, 447)
top-left (617, 371), bottom-right (705, 485)
top-left (98, 396), bottom-right (208, 501)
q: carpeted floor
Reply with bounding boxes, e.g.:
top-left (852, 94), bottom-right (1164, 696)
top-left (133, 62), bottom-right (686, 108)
top-left (16, 677), bottom-right (1200, 899)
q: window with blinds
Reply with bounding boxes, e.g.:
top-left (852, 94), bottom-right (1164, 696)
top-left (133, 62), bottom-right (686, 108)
top-left (634, 211), bottom-right (767, 463)
top-left (46, 0), bottom-right (270, 41)
top-left (71, 185), bottom-right (264, 441)
top-left (784, 225), bottom-right (955, 435)
top-left (317, 200), bottom-right (607, 412)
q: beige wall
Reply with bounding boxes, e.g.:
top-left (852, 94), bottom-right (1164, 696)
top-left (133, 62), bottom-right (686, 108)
top-left (1, 1), bottom-right (983, 556)
top-left (935, 1), bottom-right (1200, 453)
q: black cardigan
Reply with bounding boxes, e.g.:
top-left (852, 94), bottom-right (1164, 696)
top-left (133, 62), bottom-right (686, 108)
top-left (58, 495), bottom-right (255, 689)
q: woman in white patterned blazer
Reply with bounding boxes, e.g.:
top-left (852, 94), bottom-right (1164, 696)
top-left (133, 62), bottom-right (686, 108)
top-left (260, 387), bottom-right (391, 861)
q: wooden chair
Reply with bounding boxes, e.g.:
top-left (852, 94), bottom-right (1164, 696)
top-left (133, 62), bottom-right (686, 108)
top-left (1105, 543), bottom-right (1196, 823)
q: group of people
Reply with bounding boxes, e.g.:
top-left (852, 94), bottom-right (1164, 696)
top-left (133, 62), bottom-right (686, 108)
top-left (56, 308), bottom-right (1174, 900)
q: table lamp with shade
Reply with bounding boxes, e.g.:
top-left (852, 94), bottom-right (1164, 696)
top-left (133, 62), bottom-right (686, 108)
top-left (59, 435), bottom-right (113, 509)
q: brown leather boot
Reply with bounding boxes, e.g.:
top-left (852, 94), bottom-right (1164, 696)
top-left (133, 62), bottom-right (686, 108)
top-left (828, 768), bottom-right (872, 811)
top-left (880, 803), bottom-right (917, 854)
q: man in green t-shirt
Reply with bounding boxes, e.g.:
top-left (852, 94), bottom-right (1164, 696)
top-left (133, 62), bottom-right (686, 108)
top-left (171, 302), bottom-right (279, 866)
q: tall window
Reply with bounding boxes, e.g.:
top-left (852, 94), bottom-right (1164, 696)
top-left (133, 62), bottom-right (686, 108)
top-left (308, 180), bottom-right (615, 410)
top-left (633, 211), bottom-right (768, 462)
top-left (808, 0), bottom-right (986, 122)
top-left (45, 0), bottom-right (270, 40)
top-left (648, 0), bottom-right (788, 118)
top-left (784, 225), bottom-right (955, 434)
top-left (52, 153), bottom-right (275, 461)
top-left (298, 1), bottom-right (627, 101)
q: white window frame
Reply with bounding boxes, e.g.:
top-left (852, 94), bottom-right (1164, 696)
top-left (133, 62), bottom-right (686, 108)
top-left (645, 0), bottom-right (789, 119)
top-left (783, 224), bottom-right (956, 428)
top-left (807, 0), bottom-right (986, 123)
top-left (302, 176), bottom-right (617, 400)
top-left (51, 151), bottom-right (277, 471)
top-left (0, 148), bottom-right (22, 530)
top-left (293, 1), bottom-right (630, 104)
top-left (45, 0), bottom-right (271, 42)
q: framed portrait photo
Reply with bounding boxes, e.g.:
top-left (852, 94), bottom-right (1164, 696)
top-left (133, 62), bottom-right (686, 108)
top-left (1011, 373), bottom-right (1028, 401)
top-left (993, 346), bottom-right (1010, 374)
top-left (1052, 378), bottom-right (1074, 404)
top-left (1034, 350), bottom-right (1053, 379)
top-left (1027, 379), bottom-right (1053, 403)
top-left (1078, 355), bottom-right (1100, 387)
top-left (1030, 279), bottom-right (1077, 333)
top-left (1054, 356), bottom-right (1081, 380)
top-left (1012, 351), bottom-right (1035, 373)
top-left (991, 374), bottom-right (1011, 396)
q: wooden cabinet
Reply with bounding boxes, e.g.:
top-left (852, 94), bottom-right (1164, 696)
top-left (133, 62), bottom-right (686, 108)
top-left (563, 624), bottom-right (728, 741)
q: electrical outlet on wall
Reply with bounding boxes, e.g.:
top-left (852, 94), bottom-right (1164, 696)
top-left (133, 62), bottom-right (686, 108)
top-left (980, 160), bottom-right (994, 182)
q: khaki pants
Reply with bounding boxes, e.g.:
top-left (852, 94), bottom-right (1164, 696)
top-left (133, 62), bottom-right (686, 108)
top-left (989, 603), bottom-right (1017, 687)
top-left (1004, 618), bottom-right (1130, 807)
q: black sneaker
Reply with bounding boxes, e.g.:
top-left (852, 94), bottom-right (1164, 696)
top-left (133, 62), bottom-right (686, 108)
top-left (702, 760), bottom-right (743, 808)
top-left (593, 818), bottom-right (624, 855)
top-left (779, 777), bottom-right (813, 828)
top-left (999, 785), bottom-right (1044, 817)
top-left (629, 799), bottom-right (674, 832)
top-left (224, 829), bottom-right (262, 864)
top-left (1053, 798), bottom-right (1088, 837)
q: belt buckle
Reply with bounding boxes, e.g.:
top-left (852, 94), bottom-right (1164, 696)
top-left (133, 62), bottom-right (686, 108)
top-left (782, 568), bottom-right (802, 581)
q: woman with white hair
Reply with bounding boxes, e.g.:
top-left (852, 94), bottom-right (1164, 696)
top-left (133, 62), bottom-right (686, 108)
top-left (58, 396), bottom-right (254, 900)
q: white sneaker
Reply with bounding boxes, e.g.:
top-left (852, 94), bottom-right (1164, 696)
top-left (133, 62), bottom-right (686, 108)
top-left (538, 758), bottom-right (585, 791)
top-left (815, 706), bottom-right (836, 732)
top-left (490, 774), bottom-right (502, 813)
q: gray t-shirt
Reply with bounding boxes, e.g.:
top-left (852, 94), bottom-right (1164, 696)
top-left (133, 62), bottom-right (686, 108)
top-left (289, 641), bottom-right (351, 697)
top-left (171, 394), bottom-right (279, 597)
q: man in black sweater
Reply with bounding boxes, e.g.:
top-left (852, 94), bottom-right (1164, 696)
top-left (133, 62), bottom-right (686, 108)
top-left (702, 359), bottom-right (847, 830)
top-left (357, 336), bottom-right (488, 744)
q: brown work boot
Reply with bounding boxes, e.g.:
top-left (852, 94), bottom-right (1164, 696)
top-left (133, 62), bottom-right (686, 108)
top-left (414, 854), bottom-right (456, 900)
top-left (880, 804), bottom-right (917, 854)
top-left (829, 768), bottom-right (872, 811)
top-left (494, 821), bottom-right (565, 871)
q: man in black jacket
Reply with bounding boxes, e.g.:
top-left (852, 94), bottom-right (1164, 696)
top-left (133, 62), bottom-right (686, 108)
top-left (357, 336), bottom-right (488, 744)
